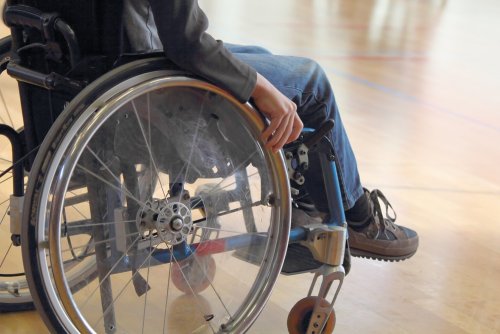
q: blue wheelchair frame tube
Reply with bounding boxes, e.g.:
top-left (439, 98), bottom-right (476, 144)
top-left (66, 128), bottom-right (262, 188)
top-left (111, 127), bottom-right (346, 269)
top-left (318, 154), bottom-right (347, 227)
top-left (289, 127), bottom-right (346, 243)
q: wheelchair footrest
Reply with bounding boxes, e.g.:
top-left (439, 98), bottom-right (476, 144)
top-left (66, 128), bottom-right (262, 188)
top-left (232, 244), bottom-right (265, 266)
top-left (281, 243), bottom-right (323, 275)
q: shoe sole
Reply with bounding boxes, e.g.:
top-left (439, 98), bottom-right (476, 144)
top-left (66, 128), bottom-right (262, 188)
top-left (350, 248), bottom-right (417, 262)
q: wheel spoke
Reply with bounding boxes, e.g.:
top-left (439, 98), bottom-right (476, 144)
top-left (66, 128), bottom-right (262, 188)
top-left (161, 250), bottom-right (172, 333)
top-left (195, 225), bottom-right (267, 238)
top-left (92, 241), bottom-right (161, 328)
top-left (63, 219), bottom-right (136, 231)
top-left (0, 242), bottom-right (13, 271)
top-left (0, 145), bottom-right (39, 180)
top-left (84, 147), bottom-right (144, 204)
top-left (165, 93), bottom-right (211, 203)
top-left (0, 174), bottom-right (13, 186)
top-left (65, 193), bottom-right (90, 220)
top-left (79, 234), bottom-right (143, 310)
top-left (189, 159), bottom-right (259, 210)
top-left (76, 163), bottom-right (155, 214)
top-left (146, 93), bottom-right (154, 198)
top-left (131, 99), bottom-right (168, 200)
top-left (0, 202), bottom-right (8, 225)
top-left (29, 75), bottom-right (288, 332)
top-left (60, 231), bottom-right (139, 256)
top-left (140, 238), bottom-right (153, 334)
top-left (170, 251), bottom-right (218, 334)
top-left (0, 89), bottom-right (15, 128)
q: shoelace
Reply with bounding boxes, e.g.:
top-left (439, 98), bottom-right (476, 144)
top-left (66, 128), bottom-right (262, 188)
top-left (369, 189), bottom-right (397, 231)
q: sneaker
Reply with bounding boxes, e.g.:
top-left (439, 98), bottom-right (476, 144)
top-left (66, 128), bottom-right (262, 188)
top-left (348, 189), bottom-right (418, 262)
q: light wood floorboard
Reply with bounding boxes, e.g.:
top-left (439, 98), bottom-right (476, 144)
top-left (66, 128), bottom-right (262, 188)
top-left (0, 0), bottom-right (499, 333)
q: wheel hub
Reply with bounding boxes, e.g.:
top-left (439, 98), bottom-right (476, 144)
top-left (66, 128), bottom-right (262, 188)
top-left (137, 200), bottom-right (193, 245)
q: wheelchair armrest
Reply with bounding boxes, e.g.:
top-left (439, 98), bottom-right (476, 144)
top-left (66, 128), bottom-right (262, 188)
top-left (302, 120), bottom-right (334, 149)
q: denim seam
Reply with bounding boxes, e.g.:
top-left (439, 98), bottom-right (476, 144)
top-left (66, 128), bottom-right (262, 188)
top-left (281, 84), bottom-right (314, 96)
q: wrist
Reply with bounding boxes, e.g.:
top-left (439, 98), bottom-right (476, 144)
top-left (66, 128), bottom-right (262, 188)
top-left (252, 73), bottom-right (271, 99)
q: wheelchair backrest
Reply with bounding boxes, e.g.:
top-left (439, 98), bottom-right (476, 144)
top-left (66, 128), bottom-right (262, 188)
top-left (6, 0), bottom-right (124, 57)
top-left (4, 0), bottom-right (126, 162)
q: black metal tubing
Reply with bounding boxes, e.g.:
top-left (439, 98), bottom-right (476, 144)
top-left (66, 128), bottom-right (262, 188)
top-left (3, 4), bottom-right (50, 32)
top-left (0, 124), bottom-right (24, 196)
top-left (6, 60), bottom-right (85, 94)
top-left (303, 119), bottom-right (334, 149)
top-left (4, 5), bottom-right (80, 65)
top-left (0, 35), bottom-right (11, 58)
top-left (0, 36), bottom-right (12, 74)
top-left (3, 6), bottom-right (85, 93)
top-left (54, 18), bottom-right (80, 67)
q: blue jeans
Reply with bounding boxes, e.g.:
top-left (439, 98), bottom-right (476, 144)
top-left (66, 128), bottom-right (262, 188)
top-left (226, 44), bottom-right (364, 210)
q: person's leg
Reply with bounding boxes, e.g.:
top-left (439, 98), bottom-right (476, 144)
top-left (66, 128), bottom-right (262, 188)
top-left (226, 47), bottom-right (363, 210)
top-left (223, 44), bottom-right (273, 55)
top-left (226, 46), bottom-right (418, 261)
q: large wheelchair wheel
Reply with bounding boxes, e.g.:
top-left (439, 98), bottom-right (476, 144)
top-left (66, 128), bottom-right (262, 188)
top-left (0, 64), bottom-right (34, 311)
top-left (0, 149), bottom-right (33, 312)
top-left (22, 57), bottom-right (291, 333)
top-left (2, 34), bottom-right (94, 313)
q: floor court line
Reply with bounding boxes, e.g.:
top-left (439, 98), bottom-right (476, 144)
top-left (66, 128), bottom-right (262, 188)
top-left (364, 184), bottom-right (500, 196)
top-left (327, 67), bottom-right (500, 134)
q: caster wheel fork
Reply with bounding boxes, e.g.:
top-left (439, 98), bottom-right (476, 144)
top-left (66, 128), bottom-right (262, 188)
top-left (288, 265), bottom-right (345, 334)
top-left (287, 296), bottom-right (335, 334)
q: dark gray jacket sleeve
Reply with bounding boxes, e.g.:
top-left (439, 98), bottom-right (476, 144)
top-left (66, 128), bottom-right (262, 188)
top-left (148, 0), bottom-right (257, 103)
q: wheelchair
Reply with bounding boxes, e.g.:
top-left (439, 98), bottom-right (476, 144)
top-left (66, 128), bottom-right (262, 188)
top-left (0, 1), bottom-right (348, 333)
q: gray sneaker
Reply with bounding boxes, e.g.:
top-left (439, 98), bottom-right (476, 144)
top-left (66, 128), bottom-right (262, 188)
top-left (348, 189), bottom-right (419, 262)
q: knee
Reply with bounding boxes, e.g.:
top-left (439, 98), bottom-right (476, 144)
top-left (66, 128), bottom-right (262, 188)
top-left (244, 45), bottom-right (273, 55)
top-left (295, 58), bottom-right (332, 101)
top-left (293, 58), bottom-right (338, 125)
top-left (226, 44), bottom-right (273, 55)
top-left (304, 58), bottom-right (329, 86)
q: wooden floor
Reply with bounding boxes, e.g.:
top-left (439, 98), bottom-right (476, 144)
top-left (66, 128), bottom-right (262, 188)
top-left (1, 0), bottom-right (500, 333)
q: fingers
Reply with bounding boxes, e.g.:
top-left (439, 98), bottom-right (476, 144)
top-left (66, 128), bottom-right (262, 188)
top-left (261, 100), bottom-right (296, 149)
top-left (286, 114), bottom-right (303, 144)
top-left (267, 113), bottom-right (293, 152)
top-left (261, 117), bottom-right (281, 143)
top-left (252, 81), bottom-right (303, 152)
top-left (265, 111), bottom-right (303, 152)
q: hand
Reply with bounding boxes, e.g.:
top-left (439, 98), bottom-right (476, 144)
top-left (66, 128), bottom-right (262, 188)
top-left (252, 73), bottom-right (303, 152)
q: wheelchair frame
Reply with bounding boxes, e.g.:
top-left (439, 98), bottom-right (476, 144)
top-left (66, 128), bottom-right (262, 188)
top-left (0, 1), bottom-right (348, 333)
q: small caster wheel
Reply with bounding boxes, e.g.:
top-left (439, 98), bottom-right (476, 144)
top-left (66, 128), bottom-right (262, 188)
top-left (287, 296), bottom-right (335, 334)
top-left (172, 255), bottom-right (216, 294)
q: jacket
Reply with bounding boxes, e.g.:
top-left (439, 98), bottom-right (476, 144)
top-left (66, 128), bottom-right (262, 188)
top-left (124, 0), bottom-right (257, 103)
